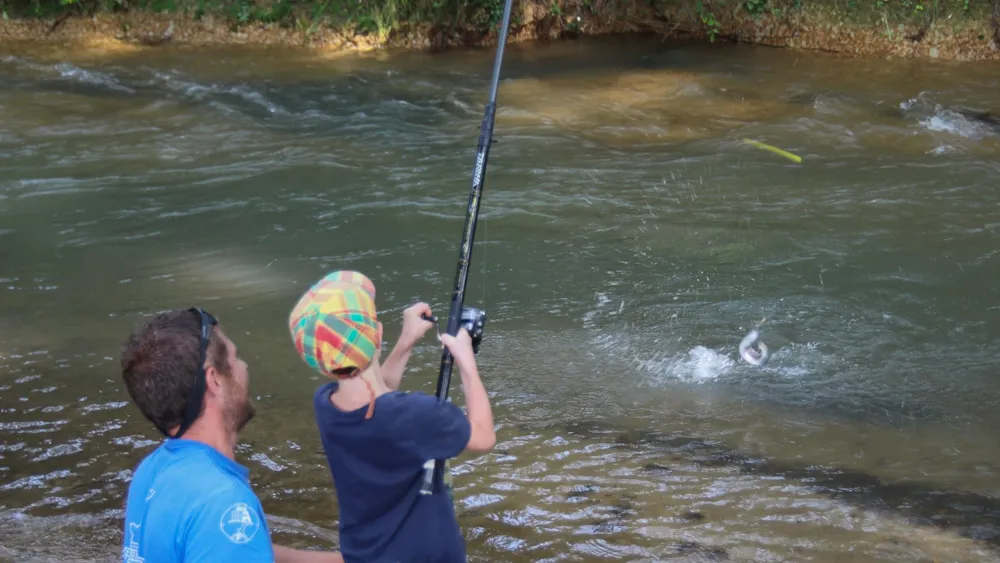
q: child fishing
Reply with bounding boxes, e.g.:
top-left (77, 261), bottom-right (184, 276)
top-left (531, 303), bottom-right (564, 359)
top-left (288, 270), bottom-right (496, 562)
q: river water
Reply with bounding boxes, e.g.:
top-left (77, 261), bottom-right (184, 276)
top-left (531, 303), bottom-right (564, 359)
top-left (2, 35), bottom-right (1000, 562)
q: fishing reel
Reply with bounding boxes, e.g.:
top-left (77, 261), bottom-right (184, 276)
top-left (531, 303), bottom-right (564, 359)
top-left (422, 306), bottom-right (487, 354)
top-left (459, 306), bottom-right (487, 354)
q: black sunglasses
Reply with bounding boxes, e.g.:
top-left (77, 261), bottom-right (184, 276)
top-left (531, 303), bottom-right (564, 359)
top-left (164, 307), bottom-right (218, 439)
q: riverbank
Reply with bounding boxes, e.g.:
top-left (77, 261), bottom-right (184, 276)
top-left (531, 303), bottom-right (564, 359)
top-left (0, 0), bottom-right (998, 61)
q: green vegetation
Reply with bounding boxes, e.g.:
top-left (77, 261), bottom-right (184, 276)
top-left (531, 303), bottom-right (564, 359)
top-left (831, 0), bottom-right (992, 24)
top-left (0, 0), bottom-right (524, 39)
top-left (684, 0), bottom-right (996, 42)
top-left (0, 0), bottom-right (995, 47)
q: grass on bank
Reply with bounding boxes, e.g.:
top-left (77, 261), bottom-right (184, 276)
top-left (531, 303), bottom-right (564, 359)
top-left (0, 0), bottom-right (995, 43)
top-left (685, 0), bottom-right (997, 43)
top-left (0, 0), bottom-right (520, 37)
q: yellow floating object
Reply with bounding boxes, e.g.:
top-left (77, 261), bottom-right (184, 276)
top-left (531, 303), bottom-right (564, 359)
top-left (743, 138), bottom-right (802, 164)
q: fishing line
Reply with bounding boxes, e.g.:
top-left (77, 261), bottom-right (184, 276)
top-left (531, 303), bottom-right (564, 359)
top-left (482, 155), bottom-right (490, 329)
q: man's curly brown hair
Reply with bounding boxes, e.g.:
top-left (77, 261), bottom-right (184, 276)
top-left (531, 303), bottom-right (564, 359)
top-left (120, 309), bottom-right (231, 435)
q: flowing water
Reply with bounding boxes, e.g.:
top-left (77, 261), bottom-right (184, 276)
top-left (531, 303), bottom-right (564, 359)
top-left (2, 34), bottom-right (1000, 562)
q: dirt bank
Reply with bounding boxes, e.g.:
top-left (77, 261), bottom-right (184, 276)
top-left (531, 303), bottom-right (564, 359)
top-left (1, 0), bottom-right (998, 60)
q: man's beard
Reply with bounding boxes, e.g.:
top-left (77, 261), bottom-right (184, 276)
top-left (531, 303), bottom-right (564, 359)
top-left (225, 387), bottom-right (256, 433)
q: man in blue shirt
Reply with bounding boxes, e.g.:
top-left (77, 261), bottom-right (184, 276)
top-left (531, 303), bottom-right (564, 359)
top-left (120, 307), bottom-right (344, 563)
top-left (288, 271), bottom-right (497, 562)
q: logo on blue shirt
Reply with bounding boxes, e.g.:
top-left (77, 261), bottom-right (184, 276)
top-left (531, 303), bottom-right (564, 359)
top-left (219, 502), bottom-right (260, 544)
top-left (123, 523), bottom-right (144, 563)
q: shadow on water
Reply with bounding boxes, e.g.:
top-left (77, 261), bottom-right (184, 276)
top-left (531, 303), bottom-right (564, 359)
top-left (559, 418), bottom-right (1000, 554)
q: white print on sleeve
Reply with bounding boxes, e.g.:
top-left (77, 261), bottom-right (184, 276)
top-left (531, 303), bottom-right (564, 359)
top-left (122, 522), bottom-right (145, 563)
top-left (219, 503), bottom-right (261, 544)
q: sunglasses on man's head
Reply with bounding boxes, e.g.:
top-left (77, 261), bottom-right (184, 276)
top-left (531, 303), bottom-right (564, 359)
top-left (189, 307), bottom-right (218, 357)
top-left (162, 307), bottom-right (218, 439)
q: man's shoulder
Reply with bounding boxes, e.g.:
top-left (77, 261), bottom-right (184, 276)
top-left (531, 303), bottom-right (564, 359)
top-left (148, 476), bottom-right (270, 561)
top-left (131, 442), bottom-right (251, 504)
top-left (123, 442), bottom-right (272, 563)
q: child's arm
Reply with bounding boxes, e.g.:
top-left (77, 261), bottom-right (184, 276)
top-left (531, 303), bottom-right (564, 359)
top-left (394, 329), bottom-right (496, 463)
top-left (380, 302), bottom-right (435, 390)
top-left (273, 545), bottom-right (343, 563)
top-left (441, 330), bottom-right (496, 452)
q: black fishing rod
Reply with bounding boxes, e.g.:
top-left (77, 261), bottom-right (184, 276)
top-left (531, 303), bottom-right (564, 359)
top-left (419, 0), bottom-right (516, 495)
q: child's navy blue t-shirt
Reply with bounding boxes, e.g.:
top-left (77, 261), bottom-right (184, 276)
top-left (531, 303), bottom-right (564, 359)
top-left (313, 381), bottom-right (472, 563)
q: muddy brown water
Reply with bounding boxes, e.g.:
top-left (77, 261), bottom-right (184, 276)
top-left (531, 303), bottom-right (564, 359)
top-left (2, 35), bottom-right (1000, 562)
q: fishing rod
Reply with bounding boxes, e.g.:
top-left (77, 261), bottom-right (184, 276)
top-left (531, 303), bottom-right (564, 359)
top-left (418, 0), bottom-right (516, 496)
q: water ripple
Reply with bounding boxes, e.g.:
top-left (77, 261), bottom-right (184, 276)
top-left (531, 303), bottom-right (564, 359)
top-left (2, 38), bottom-right (1000, 563)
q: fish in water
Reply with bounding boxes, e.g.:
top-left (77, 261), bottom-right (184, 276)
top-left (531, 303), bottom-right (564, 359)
top-left (739, 329), bottom-right (769, 366)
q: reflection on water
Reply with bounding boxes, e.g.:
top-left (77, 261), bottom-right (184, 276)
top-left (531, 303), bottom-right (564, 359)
top-left (2, 36), bottom-right (1000, 562)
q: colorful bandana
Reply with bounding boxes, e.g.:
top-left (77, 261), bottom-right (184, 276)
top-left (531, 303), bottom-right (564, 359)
top-left (288, 270), bottom-right (379, 377)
